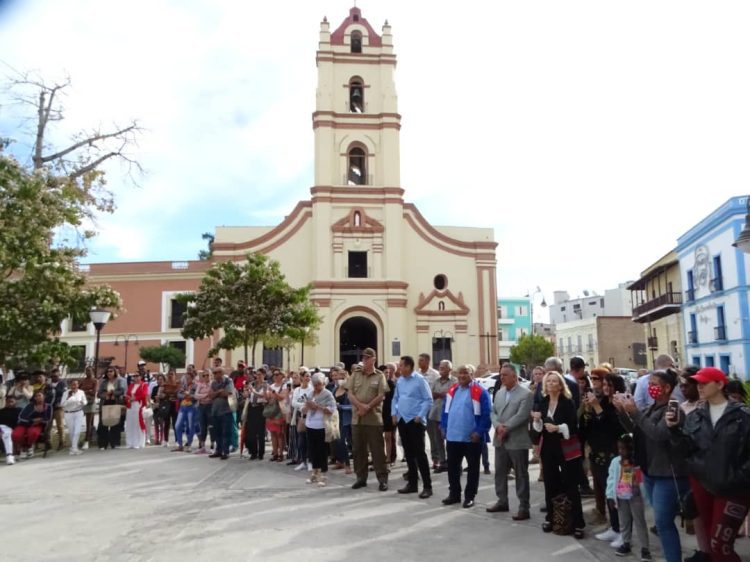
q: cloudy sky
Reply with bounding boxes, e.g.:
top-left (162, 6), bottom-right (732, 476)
top-left (1, 0), bottom-right (749, 320)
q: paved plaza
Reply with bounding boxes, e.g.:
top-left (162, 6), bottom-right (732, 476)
top-left (1, 446), bottom-right (747, 562)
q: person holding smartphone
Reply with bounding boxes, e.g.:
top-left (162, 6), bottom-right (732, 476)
top-left (667, 367), bottom-right (750, 562)
top-left (613, 368), bottom-right (687, 562)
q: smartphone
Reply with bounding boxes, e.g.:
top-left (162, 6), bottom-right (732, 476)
top-left (667, 399), bottom-right (679, 418)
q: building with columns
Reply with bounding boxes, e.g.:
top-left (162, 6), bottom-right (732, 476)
top-left (61, 7), bottom-right (499, 373)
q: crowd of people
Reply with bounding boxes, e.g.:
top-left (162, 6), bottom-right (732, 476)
top-left (1, 351), bottom-right (749, 561)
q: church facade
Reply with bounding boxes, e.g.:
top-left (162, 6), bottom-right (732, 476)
top-left (61, 8), bottom-right (498, 372)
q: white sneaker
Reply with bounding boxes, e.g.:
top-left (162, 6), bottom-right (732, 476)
top-left (69, 449), bottom-right (76, 456)
top-left (307, 462), bottom-right (313, 472)
top-left (74, 449), bottom-right (83, 456)
top-left (595, 528), bottom-right (619, 542)
top-left (82, 442), bottom-right (89, 450)
top-left (610, 534), bottom-right (624, 548)
top-left (5, 455), bottom-right (14, 465)
top-left (25, 449), bottom-right (34, 459)
top-left (294, 462), bottom-right (306, 471)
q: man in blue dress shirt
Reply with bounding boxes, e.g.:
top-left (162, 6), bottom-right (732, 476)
top-left (392, 355), bottom-right (433, 498)
top-left (440, 363), bottom-right (492, 508)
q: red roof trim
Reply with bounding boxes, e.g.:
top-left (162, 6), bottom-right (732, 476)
top-left (330, 7), bottom-right (382, 47)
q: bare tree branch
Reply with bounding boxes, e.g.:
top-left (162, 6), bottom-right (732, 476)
top-left (41, 122), bottom-right (139, 165)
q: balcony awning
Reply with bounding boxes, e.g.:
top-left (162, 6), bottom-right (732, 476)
top-left (627, 260), bottom-right (678, 291)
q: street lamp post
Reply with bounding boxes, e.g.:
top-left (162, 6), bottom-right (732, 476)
top-left (89, 308), bottom-right (111, 378)
top-left (114, 334), bottom-right (139, 374)
top-left (526, 286), bottom-right (547, 329)
top-left (733, 197), bottom-right (750, 253)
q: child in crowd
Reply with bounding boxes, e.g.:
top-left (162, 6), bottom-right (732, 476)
top-left (606, 434), bottom-right (652, 561)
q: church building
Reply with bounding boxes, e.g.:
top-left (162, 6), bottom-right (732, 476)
top-left (60, 7), bottom-right (499, 372)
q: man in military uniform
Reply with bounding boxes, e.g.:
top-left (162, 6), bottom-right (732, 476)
top-left (342, 347), bottom-right (389, 491)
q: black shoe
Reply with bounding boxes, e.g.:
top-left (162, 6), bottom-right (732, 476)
top-left (378, 481), bottom-right (388, 492)
top-left (540, 505), bottom-right (548, 513)
top-left (351, 481), bottom-right (367, 490)
top-left (614, 543), bottom-right (630, 556)
top-left (402, 471), bottom-right (410, 480)
top-left (512, 511), bottom-right (530, 521)
top-left (249, 454), bottom-right (257, 460)
top-left (220, 454), bottom-right (228, 460)
top-left (398, 486), bottom-right (418, 494)
top-left (209, 452), bottom-right (221, 458)
top-left (433, 466), bottom-right (444, 474)
top-left (683, 551), bottom-right (708, 562)
top-left (573, 528), bottom-right (584, 539)
top-left (542, 522), bottom-right (553, 533)
top-left (442, 496), bottom-right (461, 505)
top-left (483, 468), bottom-right (491, 475)
top-left (486, 502), bottom-right (510, 513)
top-left (418, 488), bottom-right (433, 499)
top-left (462, 499), bottom-right (475, 508)
top-left (649, 525), bottom-right (658, 536)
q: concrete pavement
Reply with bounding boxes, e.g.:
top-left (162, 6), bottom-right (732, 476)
top-left (2, 447), bottom-right (748, 561)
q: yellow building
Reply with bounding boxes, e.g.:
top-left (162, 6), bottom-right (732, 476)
top-left (627, 251), bottom-right (685, 368)
top-left (61, 8), bottom-right (499, 372)
top-left (212, 8), bottom-right (498, 369)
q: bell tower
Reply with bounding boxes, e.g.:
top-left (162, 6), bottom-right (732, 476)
top-left (313, 7), bottom-right (401, 188)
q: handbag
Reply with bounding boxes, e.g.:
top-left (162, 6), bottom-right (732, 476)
top-left (263, 400), bottom-right (281, 419)
top-left (560, 434), bottom-right (583, 461)
top-left (101, 404), bottom-right (122, 427)
top-left (324, 409), bottom-right (340, 443)
top-left (296, 414), bottom-right (307, 433)
top-left (552, 493), bottom-right (573, 535)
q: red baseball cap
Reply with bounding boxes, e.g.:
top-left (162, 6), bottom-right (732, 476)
top-left (691, 367), bottom-right (728, 385)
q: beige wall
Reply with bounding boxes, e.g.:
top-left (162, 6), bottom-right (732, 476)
top-left (597, 317), bottom-right (647, 369)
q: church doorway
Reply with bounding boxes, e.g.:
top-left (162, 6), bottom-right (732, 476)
top-left (339, 316), bottom-right (378, 370)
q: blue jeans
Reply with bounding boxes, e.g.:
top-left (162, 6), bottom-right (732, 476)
top-left (213, 412), bottom-right (233, 455)
top-left (229, 411), bottom-right (238, 449)
top-left (174, 406), bottom-right (196, 447)
top-left (643, 475), bottom-right (689, 562)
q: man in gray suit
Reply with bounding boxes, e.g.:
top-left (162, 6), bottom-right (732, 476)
top-left (487, 363), bottom-right (532, 520)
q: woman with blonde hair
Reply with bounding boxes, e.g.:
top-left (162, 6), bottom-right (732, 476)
top-left (532, 371), bottom-right (585, 538)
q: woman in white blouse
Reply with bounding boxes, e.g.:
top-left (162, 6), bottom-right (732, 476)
top-left (60, 379), bottom-right (87, 455)
top-left (291, 371), bottom-right (313, 471)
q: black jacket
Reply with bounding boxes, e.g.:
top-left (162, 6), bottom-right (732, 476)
top-left (538, 394), bottom-right (579, 453)
top-left (580, 398), bottom-right (623, 464)
top-left (670, 400), bottom-right (750, 497)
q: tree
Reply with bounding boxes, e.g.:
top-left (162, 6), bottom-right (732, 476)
top-left (179, 253), bottom-right (322, 364)
top-left (509, 334), bottom-right (555, 369)
top-left (198, 232), bottom-right (214, 260)
top-left (139, 345), bottom-right (186, 371)
top-left (0, 154), bottom-right (121, 368)
top-left (3, 73), bottom-right (142, 216)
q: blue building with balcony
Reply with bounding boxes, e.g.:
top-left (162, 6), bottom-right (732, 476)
top-left (497, 297), bottom-right (533, 363)
top-left (677, 196), bottom-right (750, 379)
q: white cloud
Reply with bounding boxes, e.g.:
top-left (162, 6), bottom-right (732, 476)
top-left (1, 0), bottom-right (749, 309)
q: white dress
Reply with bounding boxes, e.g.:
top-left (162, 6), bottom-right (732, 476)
top-left (125, 386), bottom-right (146, 449)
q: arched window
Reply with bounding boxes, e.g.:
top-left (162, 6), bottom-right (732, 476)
top-left (353, 211), bottom-right (362, 226)
top-left (351, 30), bottom-right (362, 53)
top-left (438, 301), bottom-right (446, 311)
top-left (348, 147), bottom-right (366, 185)
top-left (349, 78), bottom-right (364, 113)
